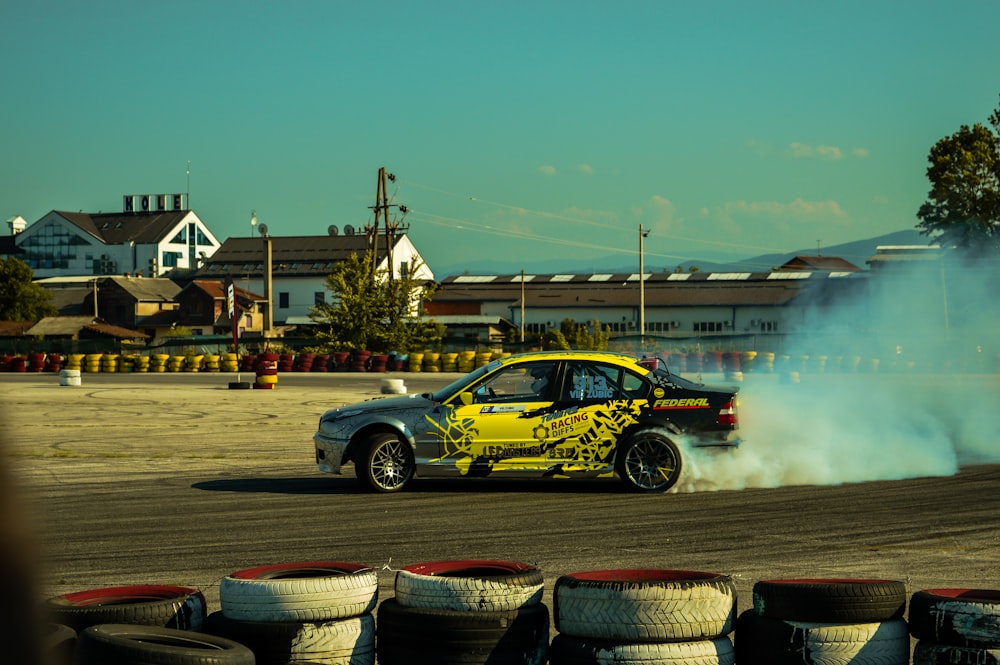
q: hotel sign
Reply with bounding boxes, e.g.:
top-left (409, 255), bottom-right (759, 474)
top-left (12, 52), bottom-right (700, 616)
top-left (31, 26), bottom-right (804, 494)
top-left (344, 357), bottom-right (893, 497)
top-left (123, 193), bottom-right (187, 213)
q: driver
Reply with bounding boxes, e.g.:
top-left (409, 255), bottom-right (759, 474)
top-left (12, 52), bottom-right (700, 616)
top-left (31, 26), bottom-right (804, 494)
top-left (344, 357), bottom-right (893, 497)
top-left (530, 366), bottom-right (550, 394)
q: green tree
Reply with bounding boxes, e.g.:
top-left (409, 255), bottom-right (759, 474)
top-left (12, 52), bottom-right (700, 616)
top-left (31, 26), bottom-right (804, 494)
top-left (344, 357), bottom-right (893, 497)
top-left (308, 251), bottom-right (437, 352)
top-left (0, 257), bottom-right (57, 321)
top-left (916, 95), bottom-right (1000, 254)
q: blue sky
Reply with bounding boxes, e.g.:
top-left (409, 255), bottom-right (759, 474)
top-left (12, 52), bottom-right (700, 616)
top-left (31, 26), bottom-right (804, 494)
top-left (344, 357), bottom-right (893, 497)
top-left (2, 1), bottom-right (998, 275)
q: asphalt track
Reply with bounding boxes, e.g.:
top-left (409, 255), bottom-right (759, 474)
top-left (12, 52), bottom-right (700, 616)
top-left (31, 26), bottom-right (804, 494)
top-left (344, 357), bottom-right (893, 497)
top-left (2, 371), bottom-right (998, 635)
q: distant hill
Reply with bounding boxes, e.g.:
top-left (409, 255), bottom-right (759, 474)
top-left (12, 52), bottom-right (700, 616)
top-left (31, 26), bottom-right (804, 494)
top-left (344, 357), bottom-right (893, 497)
top-left (434, 229), bottom-right (928, 277)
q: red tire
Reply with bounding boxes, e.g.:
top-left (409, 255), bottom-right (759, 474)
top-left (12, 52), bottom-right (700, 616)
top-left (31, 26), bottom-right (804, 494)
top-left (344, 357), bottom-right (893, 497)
top-left (42, 584), bottom-right (206, 632)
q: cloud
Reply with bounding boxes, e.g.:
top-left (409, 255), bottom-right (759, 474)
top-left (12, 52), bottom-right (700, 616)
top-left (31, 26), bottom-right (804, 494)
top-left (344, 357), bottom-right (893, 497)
top-left (538, 165), bottom-right (557, 176)
top-left (852, 147), bottom-right (870, 158)
top-left (790, 142), bottom-right (844, 160)
top-left (575, 163), bottom-right (594, 175)
top-left (721, 198), bottom-right (848, 220)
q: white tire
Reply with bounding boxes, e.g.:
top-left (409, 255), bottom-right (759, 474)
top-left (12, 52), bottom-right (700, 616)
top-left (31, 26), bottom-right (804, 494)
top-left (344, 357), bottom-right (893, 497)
top-left (550, 634), bottom-right (735, 665)
top-left (394, 560), bottom-right (544, 611)
top-left (205, 611), bottom-right (375, 665)
top-left (554, 569), bottom-right (736, 642)
top-left (737, 611), bottom-right (910, 665)
top-left (219, 561), bottom-right (377, 622)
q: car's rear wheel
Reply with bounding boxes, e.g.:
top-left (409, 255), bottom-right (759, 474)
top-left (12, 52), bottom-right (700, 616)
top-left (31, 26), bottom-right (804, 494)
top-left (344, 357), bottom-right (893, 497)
top-left (615, 430), bottom-right (682, 493)
top-left (357, 432), bottom-right (414, 493)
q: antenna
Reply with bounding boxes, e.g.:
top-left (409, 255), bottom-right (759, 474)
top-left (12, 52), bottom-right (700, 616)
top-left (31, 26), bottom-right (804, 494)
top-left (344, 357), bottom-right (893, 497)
top-left (328, 225), bottom-right (339, 236)
top-left (258, 223), bottom-right (269, 237)
top-left (344, 224), bottom-right (355, 236)
top-left (186, 160), bottom-right (191, 209)
top-left (250, 210), bottom-right (257, 238)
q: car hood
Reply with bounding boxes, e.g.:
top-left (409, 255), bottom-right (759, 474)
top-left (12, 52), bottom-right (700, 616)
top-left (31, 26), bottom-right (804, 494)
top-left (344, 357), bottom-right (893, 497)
top-left (321, 393), bottom-right (436, 420)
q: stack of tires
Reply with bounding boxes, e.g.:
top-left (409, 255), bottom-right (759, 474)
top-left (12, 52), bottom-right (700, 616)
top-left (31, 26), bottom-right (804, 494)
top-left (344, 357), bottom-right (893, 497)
top-left (254, 352), bottom-right (279, 389)
top-left (41, 584), bottom-right (236, 664)
top-left (220, 353), bottom-right (239, 372)
top-left (908, 588), bottom-right (1000, 664)
top-left (294, 352), bottom-right (315, 372)
top-left (205, 561), bottom-right (378, 664)
top-left (736, 578), bottom-right (910, 664)
top-left (377, 559), bottom-right (549, 665)
top-left (550, 569), bottom-right (737, 665)
top-left (203, 354), bottom-right (221, 372)
top-left (312, 354), bottom-right (331, 371)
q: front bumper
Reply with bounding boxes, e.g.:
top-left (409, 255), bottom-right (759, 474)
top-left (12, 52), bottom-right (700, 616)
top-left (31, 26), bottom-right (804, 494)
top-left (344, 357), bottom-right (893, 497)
top-left (314, 433), bottom-right (348, 474)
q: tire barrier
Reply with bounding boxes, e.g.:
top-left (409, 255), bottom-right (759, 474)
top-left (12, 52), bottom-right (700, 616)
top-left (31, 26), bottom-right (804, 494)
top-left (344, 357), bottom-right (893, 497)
top-left (408, 351), bottom-right (424, 372)
top-left (42, 584), bottom-right (207, 632)
top-left (351, 350), bottom-right (371, 372)
top-left (422, 351), bottom-right (440, 372)
top-left (737, 578), bottom-right (910, 664)
top-left (59, 368), bottom-right (82, 387)
top-left (369, 353), bottom-right (389, 372)
top-left (44, 623), bottom-right (77, 665)
top-left (909, 588), bottom-right (1000, 664)
top-left (550, 569), bottom-right (736, 665)
top-left (379, 559), bottom-right (549, 664)
top-left (209, 561), bottom-right (378, 664)
top-left (254, 352), bottom-right (279, 390)
top-left (37, 562), bottom-right (1000, 665)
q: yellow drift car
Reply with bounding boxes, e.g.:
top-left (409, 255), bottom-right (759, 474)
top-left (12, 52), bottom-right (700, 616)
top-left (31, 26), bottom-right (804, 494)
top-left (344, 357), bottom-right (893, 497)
top-left (314, 350), bottom-right (741, 493)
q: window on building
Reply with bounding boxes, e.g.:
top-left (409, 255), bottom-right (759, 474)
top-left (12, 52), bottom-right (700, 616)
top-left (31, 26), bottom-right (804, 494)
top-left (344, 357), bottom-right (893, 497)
top-left (314, 292), bottom-right (325, 305)
top-left (760, 321), bottom-right (779, 332)
top-left (278, 292), bottom-right (289, 309)
top-left (694, 322), bottom-right (724, 332)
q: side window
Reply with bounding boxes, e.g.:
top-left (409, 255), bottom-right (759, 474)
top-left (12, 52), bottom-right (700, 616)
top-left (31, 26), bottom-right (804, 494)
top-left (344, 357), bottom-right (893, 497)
top-left (621, 370), bottom-right (649, 399)
top-left (564, 362), bottom-right (623, 401)
top-left (472, 362), bottom-right (557, 403)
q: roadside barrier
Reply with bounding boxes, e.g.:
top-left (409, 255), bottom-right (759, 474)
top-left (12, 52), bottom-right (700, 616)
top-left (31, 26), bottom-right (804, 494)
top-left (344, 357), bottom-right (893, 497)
top-left (52, 570), bottom-right (996, 665)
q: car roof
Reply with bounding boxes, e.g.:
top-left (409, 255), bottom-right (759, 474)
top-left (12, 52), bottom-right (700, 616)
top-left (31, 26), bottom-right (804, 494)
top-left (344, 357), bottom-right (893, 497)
top-left (497, 350), bottom-right (647, 368)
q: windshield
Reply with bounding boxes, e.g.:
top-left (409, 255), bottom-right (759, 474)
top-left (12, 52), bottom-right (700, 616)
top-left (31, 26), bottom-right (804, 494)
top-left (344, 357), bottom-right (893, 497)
top-left (430, 360), bottom-right (500, 402)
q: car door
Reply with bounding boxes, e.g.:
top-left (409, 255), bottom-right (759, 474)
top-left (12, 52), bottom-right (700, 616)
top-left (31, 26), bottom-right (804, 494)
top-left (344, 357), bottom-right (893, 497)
top-left (548, 360), bottom-right (649, 471)
top-left (424, 361), bottom-right (560, 477)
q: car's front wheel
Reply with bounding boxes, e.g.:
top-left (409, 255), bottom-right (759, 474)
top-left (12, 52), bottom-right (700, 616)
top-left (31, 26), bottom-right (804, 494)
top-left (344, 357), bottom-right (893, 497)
top-left (615, 430), bottom-right (682, 493)
top-left (357, 432), bottom-right (415, 493)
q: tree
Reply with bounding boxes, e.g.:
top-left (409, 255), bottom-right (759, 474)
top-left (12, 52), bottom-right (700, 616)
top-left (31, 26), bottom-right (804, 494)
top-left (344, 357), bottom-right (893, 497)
top-left (308, 251), bottom-right (437, 352)
top-left (0, 257), bottom-right (57, 321)
top-left (916, 95), bottom-right (1000, 254)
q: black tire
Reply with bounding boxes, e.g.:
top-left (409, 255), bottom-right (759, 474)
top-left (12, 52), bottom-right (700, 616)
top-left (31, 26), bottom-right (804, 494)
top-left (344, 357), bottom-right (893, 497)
top-left (204, 611), bottom-right (375, 665)
top-left (394, 559), bottom-right (544, 611)
top-left (44, 623), bottom-right (77, 665)
top-left (913, 641), bottom-right (1000, 665)
top-left (752, 578), bottom-right (906, 623)
top-left (549, 633), bottom-right (735, 665)
top-left (736, 610), bottom-right (910, 665)
top-left (75, 624), bottom-right (254, 665)
top-left (909, 588), bottom-right (1000, 648)
top-left (42, 584), bottom-right (207, 632)
top-left (356, 432), bottom-right (414, 493)
top-left (615, 429), bottom-right (682, 493)
top-left (375, 597), bottom-right (549, 665)
top-left (554, 569), bottom-right (736, 642)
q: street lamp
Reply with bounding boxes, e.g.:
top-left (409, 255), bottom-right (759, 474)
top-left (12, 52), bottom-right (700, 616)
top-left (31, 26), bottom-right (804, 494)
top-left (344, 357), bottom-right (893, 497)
top-left (639, 224), bottom-right (650, 345)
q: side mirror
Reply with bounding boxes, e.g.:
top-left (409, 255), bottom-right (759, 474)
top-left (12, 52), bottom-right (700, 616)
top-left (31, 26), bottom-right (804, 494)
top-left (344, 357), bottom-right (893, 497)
top-left (459, 392), bottom-right (474, 406)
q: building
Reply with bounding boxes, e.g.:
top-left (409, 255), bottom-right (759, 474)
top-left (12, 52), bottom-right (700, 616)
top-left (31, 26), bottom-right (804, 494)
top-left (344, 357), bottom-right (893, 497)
top-left (194, 229), bottom-right (434, 326)
top-left (173, 280), bottom-right (267, 338)
top-left (427, 266), bottom-right (864, 345)
top-left (12, 194), bottom-right (220, 279)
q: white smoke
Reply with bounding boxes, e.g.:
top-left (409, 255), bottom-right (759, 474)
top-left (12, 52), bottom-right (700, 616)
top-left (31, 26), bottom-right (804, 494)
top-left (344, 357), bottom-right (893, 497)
top-left (674, 252), bottom-right (1000, 493)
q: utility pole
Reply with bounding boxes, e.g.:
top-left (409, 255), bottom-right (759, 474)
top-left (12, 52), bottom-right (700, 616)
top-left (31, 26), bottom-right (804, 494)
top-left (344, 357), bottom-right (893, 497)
top-left (369, 167), bottom-right (409, 280)
top-left (639, 224), bottom-right (650, 345)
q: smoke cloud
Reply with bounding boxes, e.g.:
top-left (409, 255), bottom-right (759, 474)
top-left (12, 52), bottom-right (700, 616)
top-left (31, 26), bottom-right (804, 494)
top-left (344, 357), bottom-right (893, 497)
top-left (673, 252), bottom-right (1000, 493)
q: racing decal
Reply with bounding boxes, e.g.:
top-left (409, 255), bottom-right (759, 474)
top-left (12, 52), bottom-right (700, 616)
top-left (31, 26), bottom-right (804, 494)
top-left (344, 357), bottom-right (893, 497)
top-left (534, 407), bottom-right (590, 441)
top-left (480, 404), bottom-right (526, 414)
top-left (569, 374), bottom-right (615, 399)
top-left (556, 400), bottom-right (641, 464)
top-left (425, 406), bottom-right (479, 461)
top-left (653, 397), bottom-right (710, 410)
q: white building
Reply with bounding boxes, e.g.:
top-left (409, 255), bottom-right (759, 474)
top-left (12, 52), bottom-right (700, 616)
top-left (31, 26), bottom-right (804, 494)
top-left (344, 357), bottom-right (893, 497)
top-left (14, 194), bottom-right (220, 278)
top-left (194, 228), bottom-right (434, 326)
